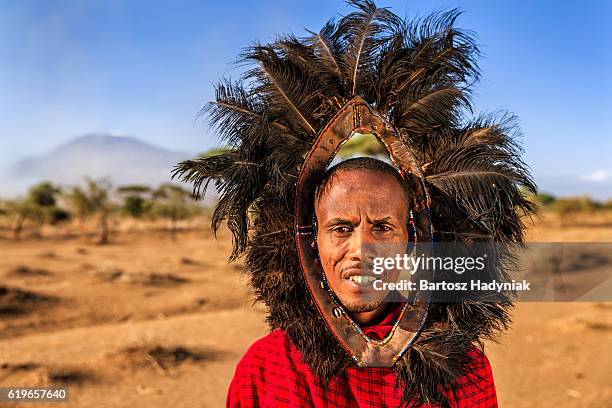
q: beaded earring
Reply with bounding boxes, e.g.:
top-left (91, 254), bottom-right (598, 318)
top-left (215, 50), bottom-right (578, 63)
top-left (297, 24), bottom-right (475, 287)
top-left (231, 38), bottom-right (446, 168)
top-left (409, 209), bottom-right (418, 245)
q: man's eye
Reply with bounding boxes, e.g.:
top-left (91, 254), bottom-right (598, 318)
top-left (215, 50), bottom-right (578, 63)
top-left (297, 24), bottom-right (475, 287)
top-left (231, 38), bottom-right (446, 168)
top-left (374, 224), bottom-right (392, 232)
top-left (333, 226), bottom-right (351, 234)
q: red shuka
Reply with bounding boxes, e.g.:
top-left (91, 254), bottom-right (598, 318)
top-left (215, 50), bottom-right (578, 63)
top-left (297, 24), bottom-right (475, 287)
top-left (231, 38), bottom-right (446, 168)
top-left (227, 304), bottom-right (498, 408)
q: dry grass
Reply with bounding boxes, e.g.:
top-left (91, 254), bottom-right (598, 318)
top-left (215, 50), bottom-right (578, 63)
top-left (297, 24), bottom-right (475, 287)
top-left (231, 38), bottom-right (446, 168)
top-left (0, 212), bottom-right (609, 407)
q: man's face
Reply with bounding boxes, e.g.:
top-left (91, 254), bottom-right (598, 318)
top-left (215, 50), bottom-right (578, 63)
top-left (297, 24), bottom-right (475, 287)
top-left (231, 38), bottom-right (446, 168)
top-left (314, 169), bottom-right (409, 316)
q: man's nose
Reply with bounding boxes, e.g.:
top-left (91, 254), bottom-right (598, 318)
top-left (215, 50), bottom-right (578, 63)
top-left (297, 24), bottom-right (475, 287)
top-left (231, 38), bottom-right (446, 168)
top-left (347, 228), bottom-right (373, 261)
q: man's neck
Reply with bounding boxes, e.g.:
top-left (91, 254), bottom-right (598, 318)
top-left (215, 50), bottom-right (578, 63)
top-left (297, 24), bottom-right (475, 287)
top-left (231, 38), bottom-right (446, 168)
top-left (350, 302), bottom-right (392, 326)
top-left (349, 291), bottom-right (405, 326)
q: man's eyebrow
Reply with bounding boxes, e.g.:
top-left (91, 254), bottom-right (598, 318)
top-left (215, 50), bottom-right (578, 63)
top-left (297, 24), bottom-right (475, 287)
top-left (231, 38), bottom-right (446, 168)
top-left (323, 217), bottom-right (354, 226)
top-left (366, 216), bottom-right (394, 224)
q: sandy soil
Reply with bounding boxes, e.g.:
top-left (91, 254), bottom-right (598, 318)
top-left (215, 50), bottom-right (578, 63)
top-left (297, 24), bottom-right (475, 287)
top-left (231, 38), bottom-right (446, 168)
top-left (0, 212), bottom-right (610, 407)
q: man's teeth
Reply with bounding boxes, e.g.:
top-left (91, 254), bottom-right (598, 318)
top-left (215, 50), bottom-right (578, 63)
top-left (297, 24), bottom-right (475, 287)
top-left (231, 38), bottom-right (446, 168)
top-left (348, 275), bottom-right (376, 284)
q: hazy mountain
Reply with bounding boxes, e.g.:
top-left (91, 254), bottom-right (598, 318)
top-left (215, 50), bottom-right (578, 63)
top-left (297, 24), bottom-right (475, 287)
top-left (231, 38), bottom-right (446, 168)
top-left (1, 134), bottom-right (195, 196)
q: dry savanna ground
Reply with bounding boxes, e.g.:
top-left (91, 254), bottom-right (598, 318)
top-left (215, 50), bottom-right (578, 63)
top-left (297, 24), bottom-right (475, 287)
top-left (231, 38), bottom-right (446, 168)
top-left (0, 212), bottom-right (611, 407)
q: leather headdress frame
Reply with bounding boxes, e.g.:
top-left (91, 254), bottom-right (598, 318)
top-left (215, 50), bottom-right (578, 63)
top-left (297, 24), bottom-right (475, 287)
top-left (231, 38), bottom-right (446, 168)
top-left (295, 96), bottom-right (434, 368)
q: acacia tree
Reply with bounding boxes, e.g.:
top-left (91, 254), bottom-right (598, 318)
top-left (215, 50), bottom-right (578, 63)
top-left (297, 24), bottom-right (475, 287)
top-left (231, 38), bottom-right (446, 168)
top-left (2, 182), bottom-right (67, 239)
top-left (3, 199), bottom-right (37, 239)
top-left (65, 177), bottom-right (115, 244)
top-left (116, 184), bottom-right (153, 219)
top-left (27, 182), bottom-right (66, 236)
top-left (151, 183), bottom-right (200, 239)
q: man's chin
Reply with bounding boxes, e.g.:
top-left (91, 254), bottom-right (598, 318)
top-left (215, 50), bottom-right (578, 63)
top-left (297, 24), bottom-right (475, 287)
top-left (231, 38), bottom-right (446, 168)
top-left (341, 299), bottom-right (384, 313)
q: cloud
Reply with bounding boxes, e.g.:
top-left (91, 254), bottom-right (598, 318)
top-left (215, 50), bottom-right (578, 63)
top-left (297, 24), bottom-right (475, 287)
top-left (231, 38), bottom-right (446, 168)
top-left (581, 169), bottom-right (610, 183)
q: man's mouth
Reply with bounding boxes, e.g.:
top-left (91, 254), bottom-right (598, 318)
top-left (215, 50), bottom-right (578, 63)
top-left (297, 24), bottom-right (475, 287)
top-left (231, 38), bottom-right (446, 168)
top-left (347, 275), bottom-right (377, 284)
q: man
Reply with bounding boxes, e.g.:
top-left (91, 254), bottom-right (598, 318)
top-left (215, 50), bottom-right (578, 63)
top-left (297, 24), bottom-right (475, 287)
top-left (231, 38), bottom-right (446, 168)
top-left (226, 158), bottom-right (498, 407)
top-left (173, 1), bottom-right (535, 406)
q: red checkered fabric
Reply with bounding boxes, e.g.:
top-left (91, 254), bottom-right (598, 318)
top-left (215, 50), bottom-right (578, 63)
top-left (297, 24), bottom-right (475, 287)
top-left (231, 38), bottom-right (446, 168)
top-left (227, 304), bottom-right (498, 407)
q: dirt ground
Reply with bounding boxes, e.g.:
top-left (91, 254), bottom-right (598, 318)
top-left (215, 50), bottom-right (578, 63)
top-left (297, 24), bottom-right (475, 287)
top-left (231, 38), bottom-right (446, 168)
top-left (0, 212), bottom-right (610, 407)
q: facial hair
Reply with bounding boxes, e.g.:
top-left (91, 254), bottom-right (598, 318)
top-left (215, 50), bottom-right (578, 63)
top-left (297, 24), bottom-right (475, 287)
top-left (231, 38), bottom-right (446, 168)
top-left (340, 298), bottom-right (384, 313)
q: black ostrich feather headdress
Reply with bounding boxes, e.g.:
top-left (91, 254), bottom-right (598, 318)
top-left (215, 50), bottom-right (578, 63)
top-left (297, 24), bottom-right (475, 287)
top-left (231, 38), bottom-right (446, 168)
top-left (173, 1), bottom-right (536, 406)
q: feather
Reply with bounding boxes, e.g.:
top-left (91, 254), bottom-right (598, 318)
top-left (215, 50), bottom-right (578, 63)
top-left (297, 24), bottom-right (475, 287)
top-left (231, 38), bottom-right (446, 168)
top-left (422, 115), bottom-right (536, 242)
top-left (243, 45), bottom-right (318, 135)
top-left (202, 79), bottom-right (294, 147)
top-left (174, 2), bottom-right (537, 406)
top-left (306, 21), bottom-right (343, 77)
top-left (396, 87), bottom-right (467, 132)
top-left (336, 0), bottom-right (401, 96)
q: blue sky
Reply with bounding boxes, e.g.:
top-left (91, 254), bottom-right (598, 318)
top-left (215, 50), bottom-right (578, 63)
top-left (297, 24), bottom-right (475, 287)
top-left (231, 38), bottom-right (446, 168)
top-left (1, 0), bottom-right (611, 198)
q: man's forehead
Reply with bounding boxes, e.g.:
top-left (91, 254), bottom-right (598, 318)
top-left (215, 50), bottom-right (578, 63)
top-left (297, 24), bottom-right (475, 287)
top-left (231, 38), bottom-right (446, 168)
top-left (315, 169), bottom-right (408, 217)
top-left (317, 168), bottom-right (405, 198)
